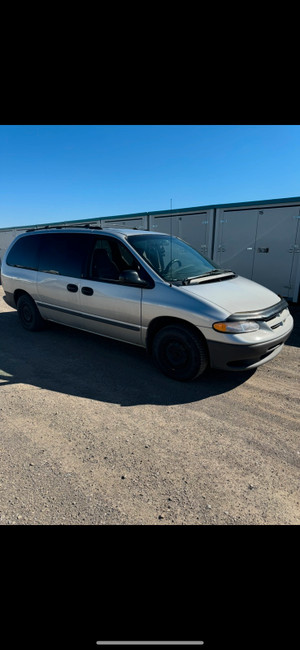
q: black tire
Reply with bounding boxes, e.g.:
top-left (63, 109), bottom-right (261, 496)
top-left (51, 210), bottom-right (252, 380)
top-left (152, 324), bottom-right (208, 381)
top-left (17, 294), bottom-right (45, 331)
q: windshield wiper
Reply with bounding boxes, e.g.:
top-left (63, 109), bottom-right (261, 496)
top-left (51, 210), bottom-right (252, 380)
top-left (182, 269), bottom-right (235, 285)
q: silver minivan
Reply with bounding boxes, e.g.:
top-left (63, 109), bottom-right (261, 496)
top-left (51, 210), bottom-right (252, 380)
top-left (1, 227), bottom-right (294, 381)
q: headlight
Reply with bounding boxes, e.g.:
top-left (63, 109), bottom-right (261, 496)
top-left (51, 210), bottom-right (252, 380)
top-left (213, 320), bottom-right (259, 333)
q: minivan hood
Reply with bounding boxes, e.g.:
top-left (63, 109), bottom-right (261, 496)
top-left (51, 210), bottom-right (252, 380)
top-left (179, 274), bottom-right (281, 315)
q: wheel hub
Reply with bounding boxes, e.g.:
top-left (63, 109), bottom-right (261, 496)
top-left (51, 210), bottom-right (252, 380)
top-left (22, 304), bottom-right (33, 322)
top-left (165, 341), bottom-right (188, 367)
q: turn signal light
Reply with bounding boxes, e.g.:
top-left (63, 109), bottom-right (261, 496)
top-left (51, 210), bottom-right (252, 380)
top-left (213, 321), bottom-right (259, 333)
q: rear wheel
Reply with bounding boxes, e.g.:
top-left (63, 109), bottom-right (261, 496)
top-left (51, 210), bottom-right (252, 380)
top-left (17, 294), bottom-right (45, 331)
top-left (152, 324), bottom-right (208, 381)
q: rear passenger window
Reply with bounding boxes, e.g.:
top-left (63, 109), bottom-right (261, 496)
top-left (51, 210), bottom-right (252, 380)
top-left (6, 234), bottom-right (42, 270)
top-left (38, 233), bottom-right (93, 278)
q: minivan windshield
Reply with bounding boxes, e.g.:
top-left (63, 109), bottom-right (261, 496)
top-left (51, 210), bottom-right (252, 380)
top-left (127, 234), bottom-right (227, 283)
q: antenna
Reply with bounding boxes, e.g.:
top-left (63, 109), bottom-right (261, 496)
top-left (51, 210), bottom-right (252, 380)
top-left (170, 198), bottom-right (173, 286)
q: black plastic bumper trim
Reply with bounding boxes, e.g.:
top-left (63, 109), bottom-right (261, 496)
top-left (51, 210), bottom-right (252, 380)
top-left (207, 328), bottom-right (292, 371)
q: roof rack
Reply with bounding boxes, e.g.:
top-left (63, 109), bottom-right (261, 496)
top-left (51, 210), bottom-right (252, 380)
top-left (26, 223), bottom-right (103, 232)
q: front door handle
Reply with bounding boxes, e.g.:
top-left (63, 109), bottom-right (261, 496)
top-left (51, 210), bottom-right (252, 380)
top-left (67, 283), bottom-right (78, 292)
top-left (81, 286), bottom-right (94, 296)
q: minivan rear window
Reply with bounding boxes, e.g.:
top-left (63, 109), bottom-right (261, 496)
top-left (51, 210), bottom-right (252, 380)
top-left (6, 234), bottom-right (43, 270)
top-left (6, 232), bottom-right (95, 278)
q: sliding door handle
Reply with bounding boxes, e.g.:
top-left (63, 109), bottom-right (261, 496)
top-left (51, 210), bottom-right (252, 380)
top-left (81, 286), bottom-right (94, 296)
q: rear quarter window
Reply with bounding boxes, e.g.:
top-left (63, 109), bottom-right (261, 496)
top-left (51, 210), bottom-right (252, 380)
top-left (6, 234), bottom-right (42, 269)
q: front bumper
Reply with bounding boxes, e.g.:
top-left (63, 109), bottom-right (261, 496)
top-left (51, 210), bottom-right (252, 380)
top-left (207, 328), bottom-right (293, 371)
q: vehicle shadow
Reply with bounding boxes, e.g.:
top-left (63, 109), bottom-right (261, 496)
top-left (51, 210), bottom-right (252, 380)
top-left (0, 310), bottom-right (259, 406)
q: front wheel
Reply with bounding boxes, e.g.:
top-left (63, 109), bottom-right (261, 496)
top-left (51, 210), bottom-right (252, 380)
top-left (17, 294), bottom-right (45, 331)
top-left (152, 325), bottom-right (208, 381)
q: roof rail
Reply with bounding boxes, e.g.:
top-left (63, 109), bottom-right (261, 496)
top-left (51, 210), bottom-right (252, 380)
top-left (26, 223), bottom-right (103, 232)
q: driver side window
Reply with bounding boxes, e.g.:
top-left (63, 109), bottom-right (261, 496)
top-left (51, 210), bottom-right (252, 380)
top-left (90, 239), bottom-right (119, 281)
top-left (89, 237), bottom-right (138, 282)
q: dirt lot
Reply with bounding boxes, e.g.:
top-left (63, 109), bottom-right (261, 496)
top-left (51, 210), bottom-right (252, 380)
top-left (0, 285), bottom-right (299, 525)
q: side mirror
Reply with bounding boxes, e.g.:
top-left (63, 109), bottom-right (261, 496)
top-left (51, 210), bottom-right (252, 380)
top-left (119, 269), bottom-right (147, 286)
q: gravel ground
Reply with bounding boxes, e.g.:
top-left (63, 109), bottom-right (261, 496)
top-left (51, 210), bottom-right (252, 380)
top-left (0, 285), bottom-right (299, 525)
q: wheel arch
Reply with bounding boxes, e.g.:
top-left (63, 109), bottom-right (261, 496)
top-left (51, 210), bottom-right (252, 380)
top-left (14, 288), bottom-right (31, 306)
top-left (15, 290), bottom-right (45, 331)
top-left (146, 316), bottom-right (209, 356)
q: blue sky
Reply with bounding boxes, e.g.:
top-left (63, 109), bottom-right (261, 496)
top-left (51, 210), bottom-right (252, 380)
top-left (0, 124), bottom-right (300, 228)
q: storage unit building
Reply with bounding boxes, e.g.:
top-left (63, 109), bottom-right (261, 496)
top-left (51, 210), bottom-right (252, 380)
top-left (1, 196), bottom-right (300, 301)
top-left (212, 198), bottom-right (300, 302)
top-left (148, 207), bottom-right (215, 258)
top-left (100, 212), bottom-right (148, 231)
